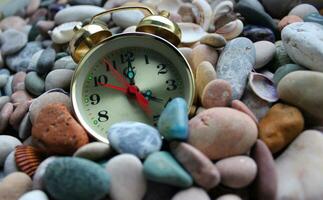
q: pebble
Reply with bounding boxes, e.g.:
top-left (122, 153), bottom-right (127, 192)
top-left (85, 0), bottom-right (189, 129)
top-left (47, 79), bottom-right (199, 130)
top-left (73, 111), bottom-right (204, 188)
top-left (250, 140), bottom-right (277, 200)
top-left (288, 3), bottom-right (319, 19)
top-left (0, 16), bottom-right (27, 31)
top-left (254, 41), bottom-right (276, 69)
top-left (11, 90), bottom-right (32, 105)
top-left (216, 20), bottom-right (244, 40)
top-left (216, 37), bottom-right (255, 100)
top-left (18, 190), bottom-right (49, 200)
top-left (241, 87), bottom-right (270, 120)
top-left (143, 180), bottom-right (179, 200)
top-left (51, 21), bottom-right (82, 44)
top-left (9, 100), bottom-right (31, 129)
top-left (45, 69), bottom-right (74, 91)
top-left (73, 142), bottom-right (112, 161)
top-left (170, 142), bottom-right (220, 189)
top-left (0, 96), bottom-right (10, 110)
top-left (188, 107), bottom-right (258, 160)
top-left (278, 15), bottom-right (303, 31)
top-left (304, 12), bottom-right (323, 26)
top-left (215, 156), bottom-right (257, 188)
top-left (36, 48), bottom-right (56, 75)
top-left (12, 71), bottom-right (26, 92)
top-left (171, 187), bottom-right (210, 200)
top-left (32, 103), bottom-right (89, 155)
top-left (144, 151), bottom-right (193, 188)
top-left (112, 10), bottom-right (145, 28)
top-left (54, 5), bottom-right (110, 24)
top-left (231, 100), bottom-right (258, 124)
top-left (0, 103), bottom-right (14, 133)
top-left (44, 157), bottom-right (110, 200)
top-left (0, 74), bottom-right (9, 88)
top-left (195, 61), bottom-right (216, 100)
top-left (200, 33), bottom-right (226, 48)
top-left (106, 154), bottom-right (146, 200)
top-left (269, 40), bottom-right (293, 71)
top-left (241, 25), bottom-right (275, 43)
top-left (278, 71), bottom-right (323, 125)
top-left (36, 20), bottom-right (55, 37)
top-left (33, 156), bottom-right (57, 190)
top-left (201, 79), bottom-right (232, 108)
top-left (108, 121), bottom-right (162, 159)
top-left (0, 172), bottom-right (32, 200)
top-left (70, 0), bottom-right (102, 6)
top-left (260, 0), bottom-right (299, 19)
top-left (191, 44), bottom-right (218, 74)
top-left (3, 75), bottom-right (13, 96)
top-left (6, 42), bottom-right (43, 72)
top-left (259, 103), bottom-right (304, 153)
top-left (0, 29), bottom-right (27, 56)
top-left (0, 0), bottom-right (30, 17)
top-left (282, 22), bottom-right (323, 72)
top-left (216, 194), bottom-right (242, 200)
top-left (3, 150), bottom-right (19, 175)
top-left (29, 91), bottom-right (71, 124)
top-left (157, 98), bottom-right (188, 141)
top-left (25, 72), bottom-right (45, 96)
top-left (53, 55), bottom-right (77, 70)
top-left (275, 130), bottom-right (323, 199)
top-left (27, 49), bottom-right (43, 72)
top-left (272, 64), bottom-right (306, 85)
top-left (19, 112), bottom-right (32, 140)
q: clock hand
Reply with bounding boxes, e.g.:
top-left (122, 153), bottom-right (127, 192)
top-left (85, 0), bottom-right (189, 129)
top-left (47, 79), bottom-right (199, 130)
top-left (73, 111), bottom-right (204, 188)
top-left (142, 90), bottom-right (164, 103)
top-left (98, 82), bottom-right (127, 93)
top-left (103, 58), bottom-right (151, 115)
top-left (125, 61), bottom-right (136, 85)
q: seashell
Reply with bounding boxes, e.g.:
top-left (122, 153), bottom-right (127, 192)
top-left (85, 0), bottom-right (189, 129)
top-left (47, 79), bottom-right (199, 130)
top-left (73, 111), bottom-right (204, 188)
top-left (248, 72), bottom-right (278, 103)
top-left (216, 19), bottom-right (243, 40)
top-left (178, 3), bottom-right (195, 23)
top-left (156, 0), bottom-right (183, 13)
top-left (192, 0), bottom-right (212, 30)
top-left (178, 22), bottom-right (207, 44)
top-left (15, 145), bottom-right (45, 177)
top-left (210, 0), bottom-right (234, 30)
top-left (200, 33), bottom-right (226, 48)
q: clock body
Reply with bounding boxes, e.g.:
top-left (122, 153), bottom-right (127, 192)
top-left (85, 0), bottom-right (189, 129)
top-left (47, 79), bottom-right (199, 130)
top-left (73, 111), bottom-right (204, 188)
top-left (71, 32), bottom-right (195, 143)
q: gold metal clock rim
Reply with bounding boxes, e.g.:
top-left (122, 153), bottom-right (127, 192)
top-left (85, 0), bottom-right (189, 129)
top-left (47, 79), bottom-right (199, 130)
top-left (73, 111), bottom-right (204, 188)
top-left (70, 32), bottom-right (195, 143)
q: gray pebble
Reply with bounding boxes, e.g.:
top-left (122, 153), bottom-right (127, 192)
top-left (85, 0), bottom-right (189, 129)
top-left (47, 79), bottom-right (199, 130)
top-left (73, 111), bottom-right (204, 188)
top-left (0, 29), bottom-right (27, 56)
top-left (27, 49), bottom-right (43, 72)
top-left (70, 0), bottom-right (102, 6)
top-left (18, 190), bottom-right (49, 200)
top-left (25, 72), bottom-right (45, 96)
top-left (0, 69), bottom-right (10, 76)
top-left (4, 150), bottom-right (19, 175)
top-left (0, 74), bottom-right (9, 88)
top-left (45, 69), bottom-right (74, 91)
top-left (3, 75), bottom-right (13, 96)
top-left (0, 135), bottom-right (22, 167)
top-left (6, 42), bottom-right (42, 72)
top-left (19, 112), bottom-right (32, 140)
top-left (36, 48), bottom-right (56, 75)
top-left (0, 0), bottom-right (30, 17)
top-left (53, 56), bottom-right (77, 70)
top-left (33, 156), bottom-right (58, 190)
top-left (73, 142), bottom-right (112, 161)
top-left (0, 96), bottom-right (10, 110)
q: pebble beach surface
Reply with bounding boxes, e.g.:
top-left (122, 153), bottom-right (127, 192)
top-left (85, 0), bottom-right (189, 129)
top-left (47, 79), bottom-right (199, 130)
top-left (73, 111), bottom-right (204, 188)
top-left (0, 0), bottom-right (323, 200)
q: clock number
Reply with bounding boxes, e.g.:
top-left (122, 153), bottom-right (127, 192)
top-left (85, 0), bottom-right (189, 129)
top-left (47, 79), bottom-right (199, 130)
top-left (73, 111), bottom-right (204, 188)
top-left (121, 51), bottom-right (135, 63)
top-left (89, 94), bottom-right (100, 105)
top-left (166, 79), bottom-right (177, 91)
top-left (94, 75), bottom-right (108, 87)
top-left (98, 110), bottom-right (109, 122)
top-left (157, 64), bottom-right (168, 75)
top-left (144, 55), bottom-right (149, 64)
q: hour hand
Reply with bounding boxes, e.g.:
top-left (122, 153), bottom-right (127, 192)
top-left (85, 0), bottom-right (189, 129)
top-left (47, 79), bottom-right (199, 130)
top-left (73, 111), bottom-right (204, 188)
top-left (142, 90), bottom-right (164, 103)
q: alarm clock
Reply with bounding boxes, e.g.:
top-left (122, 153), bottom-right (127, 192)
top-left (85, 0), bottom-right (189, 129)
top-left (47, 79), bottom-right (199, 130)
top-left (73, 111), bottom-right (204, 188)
top-left (69, 5), bottom-right (195, 143)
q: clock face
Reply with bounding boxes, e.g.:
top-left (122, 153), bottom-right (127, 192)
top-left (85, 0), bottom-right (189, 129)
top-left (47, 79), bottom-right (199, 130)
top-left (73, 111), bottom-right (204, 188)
top-left (71, 33), bottom-right (194, 143)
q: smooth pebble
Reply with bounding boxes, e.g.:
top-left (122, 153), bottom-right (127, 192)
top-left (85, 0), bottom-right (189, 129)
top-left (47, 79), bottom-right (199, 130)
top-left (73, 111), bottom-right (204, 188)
top-left (254, 41), bottom-right (275, 69)
top-left (0, 172), bottom-right (32, 200)
top-left (73, 142), bottom-right (112, 161)
top-left (171, 187), bottom-right (210, 200)
top-left (45, 69), bottom-right (73, 91)
top-left (0, 29), bottom-right (27, 56)
top-left (18, 190), bottom-right (49, 200)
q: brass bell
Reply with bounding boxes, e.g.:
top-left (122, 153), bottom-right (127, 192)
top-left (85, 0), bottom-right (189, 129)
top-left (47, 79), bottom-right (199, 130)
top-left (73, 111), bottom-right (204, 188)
top-left (136, 10), bottom-right (182, 46)
top-left (69, 22), bottom-right (112, 63)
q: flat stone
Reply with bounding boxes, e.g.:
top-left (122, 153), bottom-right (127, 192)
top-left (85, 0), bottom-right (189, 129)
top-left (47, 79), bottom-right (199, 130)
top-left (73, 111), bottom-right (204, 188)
top-left (282, 22), bottom-right (323, 72)
top-left (73, 142), bottom-right (112, 161)
top-left (45, 69), bottom-right (74, 91)
top-left (275, 130), bottom-right (323, 199)
top-left (157, 98), bottom-right (188, 141)
top-left (0, 29), bottom-right (27, 56)
top-left (216, 37), bottom-right (255, 100)
top-left (170, 142), bottom-right (220, 189)
top-left (108, 121), bottom-right (162, 159)
top-left (44, 157), bottom-right (110, 200)
top-left (25, 72), bottom-right (45, 96)
top-left (6, 42), bottom-right (42, 72)
top-left (171, 187), bottom-right (210, 200)
top-left (0, 172), bottom-right (32, 200)
top-left (144, 151), bottom-right (193, 188)
top-left (105, 154), bottom-right (146, 200)
top-left (53, 56), bottom-right (77, 70)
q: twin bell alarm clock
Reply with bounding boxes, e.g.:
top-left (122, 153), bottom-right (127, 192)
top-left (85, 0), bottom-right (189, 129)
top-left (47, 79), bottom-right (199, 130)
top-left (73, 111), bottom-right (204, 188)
top-left (69, 5), bottom-right (195, 143)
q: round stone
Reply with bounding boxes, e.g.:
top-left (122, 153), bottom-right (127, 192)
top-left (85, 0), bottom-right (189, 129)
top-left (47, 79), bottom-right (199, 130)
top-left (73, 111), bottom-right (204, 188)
top-left (36, 48), bottom-right (56, 75)
top-left (73, 142), bottom-right (112, 161)
top-left (195, 61), bottom-right (217, 100)
top-left (0, 29), bottom-right (27, 56)
top-left (18, 190), bottom-right (49, 200)
top-left (254, 41), bottom-right (276, 69)
top-left (288, 3), bottom-right (319, 19)
top-left (45, 69), bottom-right (74, 91)
top-left (278, 15), bottom-right (303, 31)
top-left (171, 187), bottom-right (210, 200)
top-left (25, 72), bottom-right (45, 96)
top-left (201, 79), bottom-right (232, 108)
top-left (0, 172), bottom-right (32, 200)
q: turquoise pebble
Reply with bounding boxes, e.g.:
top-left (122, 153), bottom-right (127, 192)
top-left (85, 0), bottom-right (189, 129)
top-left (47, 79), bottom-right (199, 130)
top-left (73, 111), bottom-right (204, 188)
top-left (25, 72), bottom-right (45, 96)
top-left (157, 98), bottom-right (188, 141)
top-left (108, 121), bottom-right (162, 159)
top-left (304, 13), bottom-right (323, 26)
top-left (44, 157), bottom-right (110, 200)
top-left (273, 64), bottom-right (307, 85)
top-left (143, 151), bottom-right (193, 188)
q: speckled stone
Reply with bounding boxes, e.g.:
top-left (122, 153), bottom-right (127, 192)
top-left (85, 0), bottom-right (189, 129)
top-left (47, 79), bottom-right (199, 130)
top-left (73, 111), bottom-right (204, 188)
top-left (216, 37), bottom-right (255, 100)
top-left (44, 157), bottom-right (110, 200)
top-left (108, 122), bottom-right (162, 159)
